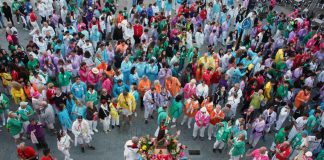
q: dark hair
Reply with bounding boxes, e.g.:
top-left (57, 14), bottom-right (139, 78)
top-left (43, 148), bottom-right (51, 156)
top-left (175, 95), bottom-right (182, 102)
top-left (130, 66), bottom-right (136, 74)
top-left (88, 84), bottom-right (94, 90)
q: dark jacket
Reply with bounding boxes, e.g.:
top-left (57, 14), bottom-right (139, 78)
top-left (98, 105), bottom-right (110, 120)
top-left (86, 107), bottom-right (98, 121)
top-left (2, 6), bottom-right (12, 17)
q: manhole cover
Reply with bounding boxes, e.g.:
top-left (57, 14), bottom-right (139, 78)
top-left (188, 150), bottom-right (200, 155)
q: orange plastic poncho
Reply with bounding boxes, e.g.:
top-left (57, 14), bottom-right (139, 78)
top-left (165, 77), bottom-right (181, 97)
top-left (138, 79), bottom-right (151, 97)
top-left (183, 100), bottom-right (199, 117)
top-left (294, 90), bottom-right (310, 109)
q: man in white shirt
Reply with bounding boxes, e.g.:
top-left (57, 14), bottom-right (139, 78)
top-left (288, 114), bottom-right (309, 141)
top-left (228, 83), bottom-right (242, 99)
top-left (41, 22), bottom-right (55, 38)
top-left (262, 107), bottom-right (277, 133)
top-left (72, 116), bottom-right (95, 153)
top-left (196, 80), bottom-right (209, 103)
top-left (82, 40), bottom-right (94, 56)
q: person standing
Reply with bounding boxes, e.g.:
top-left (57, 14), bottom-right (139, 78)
top-left (143, 87), bottom-right (160, 124)
top-left (7, 111), bottom-right (24, 145)
top-left (270, 126), bottom-right (290, 152)
top-left (0, 92), bottom-right (10, 126)
top-left (193, 107), bottom-right (210, 141)
top-left (181, 98), bottom-right (199, 129)
top-left (196, 80), bottom-right (209, 104)
top-left (262, 107), bottom-right (277, 133)
top-left (273, 141), bottom-right (292, 160)
top-left (2, 2), bottom-right (14, 25)
top-left (16, 142), bottom-right (38, 160)
top-left (58, 68), bottom-right (72, 93)
top-left (275, 105), bottom-right (291, 131)
top-left (118, 90), bottom-right (136, 125)
top-left (72, 116), bottom-right (95, 153)
top-left (249, 116), bottom-right (266, 148)
top-left (168, 95), bottom-right (183, 127)
top-left (124, 137), bottom-right (140, 160)
top-left (207, 104), bottom-right (225, 141)
top-left (57, 130), bottom-right (73, 160)
top-left (288, 114), bottom-right (309, 141)
top-left (155, 105), bottom-right (168, 137)
top-left (85, 102), bottom-right (98, 134)
top-left (17, 101), bottom-right (35, 133)
top-left (183, 79), bottom-right (197, 100)
top-left (109, 98), bottom-right (120, 129)
top-left (26, 119), bottom-right (48, 149)
top-left (165, 75), bottom-right (181, 97)
top-left (39, 101), bottom-right (55, 133)
top-left (213, 119), bottom-right (233, 153)
top-left (57, 104), bottom-right (73, 132)
top-left (229, 134), bottom-right (246, 160)
top-left (98, 100), bottom-right (111, 133)
top-left (71, 77), bottom-right (87, 102)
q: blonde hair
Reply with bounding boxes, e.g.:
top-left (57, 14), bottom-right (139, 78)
top-left (10, 81), bottom-right (22, 90)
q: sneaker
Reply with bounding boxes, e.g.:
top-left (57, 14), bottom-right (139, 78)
top-left (180, 122), bottom-right (184, 126)
top-left (111, 125), bottom-right (115, 129)
top-left (213, 148), bottom-right (216, 153)
top-left (208, 137), bottom-right (211, 141)
top-left (199, 136), bottom-right (204, 141)
top-left (89, 146), bottom-right (95, 150)
top-left (90, 131), bottom-right (94, 135)
top-left (117, 125), bottom-right (120, 128)
top-left (187, 125), bottom-right (191, 129)
top-left (150, 115), bottom-right (154, 119)
top-left (81, 147), bottom-right (85, 153)
top-left (93, 129), bottom-right (98, 133)
top-left (193, 136), bottom-right (197, 140)
top-left (218, 149), bottom-right (222, 153)
top-left (17, 22), bottom-right (20, 24)
top-left (145, 120), bottom-right (148, 124)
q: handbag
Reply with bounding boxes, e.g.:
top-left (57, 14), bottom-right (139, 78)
top-left (30, 131), bottom-right (39, 144)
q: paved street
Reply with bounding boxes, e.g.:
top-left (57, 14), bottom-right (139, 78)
top-left (0, 0), bottom-right (294, 160)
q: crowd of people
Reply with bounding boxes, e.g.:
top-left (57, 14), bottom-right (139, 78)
top-left (0, 0), bottom-right (323, 159)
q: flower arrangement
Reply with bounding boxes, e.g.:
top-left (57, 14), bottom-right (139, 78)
top-left (137, 131), bottom-right (187, 160)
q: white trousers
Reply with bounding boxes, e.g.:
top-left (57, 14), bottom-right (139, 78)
top-left (207, 123), bottom-right (217, 139)
top-left (22, 121), bottom-right (30, 133)
top-left (180, 115), bottom-right (193, 128)
top-left (29, 21), bottom-right (39, 35)
top-left (61, 84), bottom-right (71, 93)
top-left (213, 140), bottom-right (225, 149)
top-left (88, 120), bottom-right (97, 132)
top-left (101, 117), bottom-right (111, 132)
top-left (276, 114), bottom-right (288, 131)
top-left (111, 117), bottom-right (119, 126)
top-left (249, 133), bottom-right (262, 148)
top-left (60, 149), bottom-right (72, 160)
top-left (230, 156), bottom-right (240, 160)
top-left (193, 123), bottom-right (206, 138)
top-left (288, 126), bottom-right (298, 142)
top-left (144, 106), bottom-right (154, 120)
